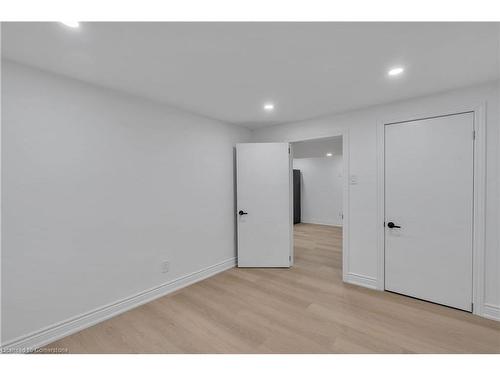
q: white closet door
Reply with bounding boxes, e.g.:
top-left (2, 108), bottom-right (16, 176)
top-left (384, 112), bottom-right (474, 311)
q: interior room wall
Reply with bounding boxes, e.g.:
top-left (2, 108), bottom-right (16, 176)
top-left (252, 81), bottom-right (500, 319)
top-left (293, 156), bottom-right (343, 226)
top-left (1, 61), bottom-right (251, 345)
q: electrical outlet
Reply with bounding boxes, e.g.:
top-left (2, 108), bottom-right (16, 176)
top-left (161, 261), bottom-right (170, 274)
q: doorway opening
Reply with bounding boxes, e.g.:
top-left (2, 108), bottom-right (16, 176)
top-left (291, 135), bottom-right (344, 280)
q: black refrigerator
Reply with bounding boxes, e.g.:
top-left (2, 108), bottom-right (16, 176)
top-left (293, 169), bottom-right (301, 224)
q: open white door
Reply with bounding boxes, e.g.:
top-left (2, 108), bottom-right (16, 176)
top-left (236, 143), bottom-right (292, 267)
top-left (384, 112), bottom-right (474, 311)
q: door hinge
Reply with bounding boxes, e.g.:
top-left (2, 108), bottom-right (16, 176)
top-left (288, 147), bottom-right (291, 154)
top-left (289, 255), bottom-right (291, 261)
top-left (471, 302), bottom-right (474, 311)
top-left (473, 130), bottom-right (476, 140)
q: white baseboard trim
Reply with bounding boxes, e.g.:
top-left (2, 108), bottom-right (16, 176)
top-left (482, 303), bottom-right (500, 321)
top-left (300, 220), bottom-right (342, 227)
top-left (344, 272), bottom-right (378, 290)
top-left (1, 257), bottom-right (236, 353)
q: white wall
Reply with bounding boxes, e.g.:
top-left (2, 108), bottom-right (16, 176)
top-left (253, 81), bottom-right (500, 319)
top-left (1, 61), bottom-right (251, 344)
top-left (293, 157), bottom-right (343, 226)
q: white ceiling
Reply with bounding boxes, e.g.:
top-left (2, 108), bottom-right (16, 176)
top-left (293, 136), bottom-right (342, 159)
top-left (2, 22), bottom-right (499, 128)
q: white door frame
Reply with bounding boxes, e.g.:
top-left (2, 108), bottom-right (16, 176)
top-left (287, 129), bottom-right (350, 282)
top-left (376, 104), bottom-right (486, 316)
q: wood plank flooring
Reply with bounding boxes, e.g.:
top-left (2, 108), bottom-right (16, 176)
top-left (44, 223), bottom-right (500, 353)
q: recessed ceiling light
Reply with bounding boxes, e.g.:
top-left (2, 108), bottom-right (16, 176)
top-left (326, 153), bottom-right (333, 157)
top-left (263, 103), bottom-right (275, 112)
top-left (388, 66), bottom-right (404, 77)
top-left (60, 21), bottom-right (80, 28)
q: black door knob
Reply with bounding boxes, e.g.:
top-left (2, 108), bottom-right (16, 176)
top-left (387, 221), bottom-right (401, 228)
top-left (238, 210), bottom-right (248, 216)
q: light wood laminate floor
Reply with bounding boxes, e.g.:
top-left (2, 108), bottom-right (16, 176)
top-left (44, 224), bottom-right (500, 353)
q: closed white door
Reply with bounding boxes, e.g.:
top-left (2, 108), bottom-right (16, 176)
top-left (384, 112), bottom-right (474, 311)
top-left (236, 143), bottom-right (292, 267)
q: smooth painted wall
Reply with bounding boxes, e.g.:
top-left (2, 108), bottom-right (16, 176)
top-left (1, 61), bottom-right (251, 343)
top-left (293, 157), bottom-right (343, 226)
top-left (253, 81), bottom-right (500, 315)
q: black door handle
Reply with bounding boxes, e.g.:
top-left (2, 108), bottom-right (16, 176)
top-left (238, 210), bottom-right (248, 216)
top-left (387, 221), bottom-right (401, 229)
